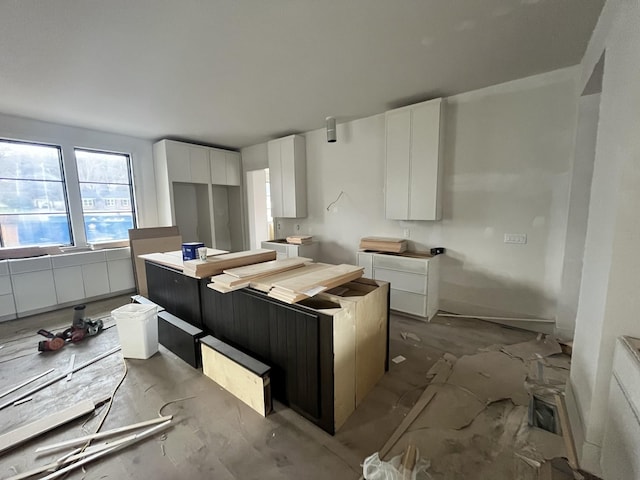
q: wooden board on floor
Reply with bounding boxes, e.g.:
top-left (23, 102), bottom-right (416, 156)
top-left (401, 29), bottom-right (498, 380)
top-left (200, 336), bottom-right (271, 417)
top-left (182, 249), bottom-right (276, 278)
top-left (129, 227), bottom-right (182, 297)
top-left (0, 399), bottom-right (95, 454)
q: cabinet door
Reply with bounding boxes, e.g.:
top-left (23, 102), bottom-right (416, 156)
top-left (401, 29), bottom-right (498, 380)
top-left (280, 138), bottom-right (298, 218)
top-left (107, 258), bottom-right (136, 292)
top-left (82, 262), bottom-right (110, 298)
top-left (385, 109), bottom-right (411, 219)
top-left (13, 270), bottom-right (57, 314)
top-left (54, 266), bottom-right (85, 303)
top-left (165, 141), bottom-right (191, 183)
top-left (189, 146), bottom-right (210, 184)
top-left (210, 149), bottom-right (227, 185)
top-left (410, 99), bottom-right (442, 220)
top-left (225, 152), bottom-right (241, 186)
top-left (268, 140), bottom-right (284, 218)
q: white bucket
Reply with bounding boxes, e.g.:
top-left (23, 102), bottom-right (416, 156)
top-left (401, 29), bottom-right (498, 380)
top-left (111, 304), bottom-right (159, 359)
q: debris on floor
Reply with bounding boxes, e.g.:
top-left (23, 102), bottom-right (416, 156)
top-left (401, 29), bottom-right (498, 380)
top-left (369, 334), bottom-right (592, 479)
top-left (363, 444), bottom-right (431, 480)
top-left (400, 332), bottom-right (422, 343)
top-left (392, 355), bottom-right (407, 364)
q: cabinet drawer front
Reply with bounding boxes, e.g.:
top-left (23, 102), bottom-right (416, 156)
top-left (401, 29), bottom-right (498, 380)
top-left (373, 268), bottom-right (426, 294)
top-left (261, 242), bottom-right (288, 254)
top-left (390, 289), bottom-right (427, 317)
top-left (52, 250), bottom-right (106, 268)
top-left (9, 256), bottom-right (52, 274)
top-left (373, 254), bottom-right (428, 274)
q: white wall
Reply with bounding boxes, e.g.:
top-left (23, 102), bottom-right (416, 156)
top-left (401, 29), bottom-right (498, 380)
top-left (0, 112), bottom-right (158, 236)
top-left (569, 0), bottom-right (640, 473)
top-left (268, 68), bottom-right (579, 322)
top-left (556, 94), bottom-right (600, 340)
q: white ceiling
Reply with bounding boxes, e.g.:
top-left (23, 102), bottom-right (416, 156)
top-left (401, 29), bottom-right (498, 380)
top-left (0, 0), bottom-right (603, 150)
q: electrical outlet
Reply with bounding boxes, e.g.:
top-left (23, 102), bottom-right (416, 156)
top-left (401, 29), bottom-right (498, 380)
top-left (277, 223), bottom-right (281, 230)
top-left (295, 224), bottom-right (300, 231)
top-left (504, 233), bottom-right (527, 244)
top-left (403, 229), bottom-right (410, 238)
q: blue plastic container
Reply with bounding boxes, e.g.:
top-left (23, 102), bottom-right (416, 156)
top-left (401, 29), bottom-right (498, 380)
top-left (182, 242), bottom-right (205, 261)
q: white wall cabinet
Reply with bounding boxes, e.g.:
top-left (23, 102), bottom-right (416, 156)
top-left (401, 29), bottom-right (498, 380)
top-left (154, 139), bottom-right (244, 250)
top-left (267, 135), bottom-right (307, 218)
top-left (385, 98), bottom-right (444, 221)
top-left (261, 240), bottom-right (318, 261)
top-left (211, 150), bottom-right (241, 186)
top-left (357, 251), bottom-right (440, 320)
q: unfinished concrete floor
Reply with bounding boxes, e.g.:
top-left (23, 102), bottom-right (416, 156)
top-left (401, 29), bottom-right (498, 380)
top-left (0, 295), bottom-right (564, 479)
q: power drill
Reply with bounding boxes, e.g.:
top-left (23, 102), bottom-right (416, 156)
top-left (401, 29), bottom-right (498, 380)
top-left (37, 305), bottom-right (104, 352)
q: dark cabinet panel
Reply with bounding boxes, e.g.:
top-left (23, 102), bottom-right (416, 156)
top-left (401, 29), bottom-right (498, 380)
top-left (145, 262), bottom-right (203, 328)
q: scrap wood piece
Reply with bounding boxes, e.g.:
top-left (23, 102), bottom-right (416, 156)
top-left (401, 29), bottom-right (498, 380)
top-left (182, 249), bottom-right (276, 278)
top-left (438, 313), bottom-right (555, 324)
top-left (0, 346), bottom-right (121, 411)
top-left (271, 264), bottom-right (364, 294)
top-left (223, 256), bottom-right (311, 279)
top-left (501, 336), bottom-right (563, 361)
top-left (35, 415), bottom-right (174, 453)
top-left (359, 237), bottom-right (407, 253)
top-left (0, 399), bottom-right (95, 454)
top-left (0, 368), bottom-right (55, 399)
top-left (286, 235), bottom-right (312, 245)
top-left (378, 354), bottom-right (457, 459)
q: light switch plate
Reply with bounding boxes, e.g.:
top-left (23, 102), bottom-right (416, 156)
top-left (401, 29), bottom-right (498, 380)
top-left (504, 233), bottom-right (527, 244)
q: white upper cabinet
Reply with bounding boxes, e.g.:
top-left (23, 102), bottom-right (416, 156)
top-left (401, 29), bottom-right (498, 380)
top-left (210, 149), bottom-right (241, 186)
top-left (385, 98), bottom-right (444, 221)
top-left (161, 140), bottom-right (210, 184)
top-left (267, 135), bottom-right (307, 218)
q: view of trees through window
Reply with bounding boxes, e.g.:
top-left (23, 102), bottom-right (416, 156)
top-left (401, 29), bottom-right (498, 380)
top-left (0, 140), bottom-right (71, 247)
top-left (0, 140), bottom-right (137, 248)
top-left (75, 149), bottom-right (136, 243)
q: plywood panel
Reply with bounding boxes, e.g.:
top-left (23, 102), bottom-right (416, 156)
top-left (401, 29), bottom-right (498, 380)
top-left (129, 228), bottom-right (182, 297)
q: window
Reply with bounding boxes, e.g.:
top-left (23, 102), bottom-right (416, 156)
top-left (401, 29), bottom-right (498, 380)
top-left (0, 140), bottom-right (72, 247)
top-left (75, 149), bottom-right (136, 243)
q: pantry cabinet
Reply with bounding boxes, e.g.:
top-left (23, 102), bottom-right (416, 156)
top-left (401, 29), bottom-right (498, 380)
top-left (267, 135), bottom-right (307, 218)
top-left (154, 139), bottom-right (244, 251)
top-left (385, 98), bottom-right (444, 221)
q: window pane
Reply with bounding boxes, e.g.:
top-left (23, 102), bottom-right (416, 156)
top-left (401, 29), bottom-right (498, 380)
top-left (0, 179), bottom-right (67, 214)
top-left (75, 148), bottom-right (136, 243)
top-left (0, 214), bottom-right (71, 247)
top-left (0, 142), bottom-right (62, 180)
top-left (76, 150), bottom-right (130, 184)
top-left (0, 139), bottom-right (71, 247)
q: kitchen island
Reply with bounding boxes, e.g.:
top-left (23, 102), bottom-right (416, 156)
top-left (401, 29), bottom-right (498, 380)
top-left (143, 256), bottom-right (390, 434)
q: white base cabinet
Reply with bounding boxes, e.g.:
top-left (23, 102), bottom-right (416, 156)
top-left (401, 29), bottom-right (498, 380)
top-left (261, 241), bottom-right (318, 261)
top-left (357, 251), bottom-right (440, 320)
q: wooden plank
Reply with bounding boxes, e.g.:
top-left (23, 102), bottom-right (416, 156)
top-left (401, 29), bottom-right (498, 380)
top-left (555, 393), bottom-right (580, 470)
top-left (285, 235), bottom-right (312, 244)
top-left (0, 346), bottom-right (121, 411)
top-left (35, 416), bottom-right (173, 453)
top-left (249, 263), bottom-right (332, 292)
top-left (0, 400), bottom-right (95, 454)
top-left (359, 237), bottom-right (407, 253)
top-left (182, 249), bottom-right (277, 278)
top-left (138, 252), bottom-right (185, 271)
top-left (201, 337), bottom-right (271, 417)
top-left (223, 257), bottom-right (311, 279)
top-left (378, 354), bottom-right (455, 459)
top-left (331, 297), bottom-right (357, 431)
top-left (438, 313), bottom-right (555, 324)
top-left (272, 264), bottom-right (364, 294)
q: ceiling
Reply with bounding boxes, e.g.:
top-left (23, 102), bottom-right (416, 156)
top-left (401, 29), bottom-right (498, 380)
top-left (0, 0), bottom-right (603, 150)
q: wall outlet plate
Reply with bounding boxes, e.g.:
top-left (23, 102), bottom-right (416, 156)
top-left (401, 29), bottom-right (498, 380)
top-left (504, 233), bottom-right (527, 244)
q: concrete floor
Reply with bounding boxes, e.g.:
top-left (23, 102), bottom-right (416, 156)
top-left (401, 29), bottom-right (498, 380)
top-left (0, 295), bottom-right (544, 479)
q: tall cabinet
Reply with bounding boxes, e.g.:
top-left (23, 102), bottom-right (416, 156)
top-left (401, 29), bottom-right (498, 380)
top-left (385, 98), bottom-right (444, 221)
top-left (154, 139), bottom-right (243, 251)
top-left (267, 135), bottom-right (307, 218)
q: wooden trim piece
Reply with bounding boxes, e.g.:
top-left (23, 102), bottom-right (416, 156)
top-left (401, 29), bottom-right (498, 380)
top-left (35, 415), bottom-right (173, 453)
top-left (0, 368), bottom-right (55, 399)
top-left (438, 313), bottom-right (555, 324)
top-left (555, 393), bottom-right (580, 470)
top-left (378, 355), bottom-right (455, 459)
top-left (249, 263), bottom-right (331, 292)
top-left (223, 257), bottom-right (311, 279)
top-left (0, 400), bottom-right (95, 454)
top-left (0, 346), bottom-right (121, 411)
top-left (201, 337), bottom-right (271, 416)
